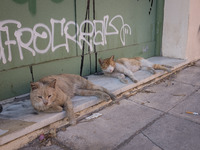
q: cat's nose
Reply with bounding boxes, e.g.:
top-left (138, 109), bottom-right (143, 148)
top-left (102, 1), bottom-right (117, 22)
top-left (43, 99), bottom-right (48, 105)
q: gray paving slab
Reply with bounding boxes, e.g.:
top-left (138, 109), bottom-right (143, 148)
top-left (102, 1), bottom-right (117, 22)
top-left (119, 133), bottom-right (162, 150)
top-left (143, 114), bottom-right (200, 150)
top-left (173, 66), bottom-right (200, 86)
top-left (169, 88), bottom-right (200, 124)
top-left (128, 80), bottom-right (197, 112)
top-left (0, 100), bottom-right (37, 120)
top-left (56, 100), bottom-right (162, 150)
top-left (148, 56), bottom-right (185, 66)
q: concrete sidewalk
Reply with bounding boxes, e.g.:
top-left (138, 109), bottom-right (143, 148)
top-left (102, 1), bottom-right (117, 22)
top-left (0, 56), bottom-right (186, 148)
top-left (20, 61), bottom-right (200, 150)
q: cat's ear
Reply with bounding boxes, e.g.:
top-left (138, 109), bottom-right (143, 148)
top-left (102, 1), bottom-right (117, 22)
top-left (98, 58), bottom-right (103, 65)
top-left (110, 55), bottom-right (114, 61)
top-left (48, 79), bottom-right (56, 88)
top-left (31, 82), bottom-right (40, 91)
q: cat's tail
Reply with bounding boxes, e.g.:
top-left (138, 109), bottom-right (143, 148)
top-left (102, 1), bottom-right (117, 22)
top-left (101, 88), bottom-right (116, 100)
top-left (153, 64), bottom-right (172, 73)
top-left (86, 80), bottom-right (116, 101)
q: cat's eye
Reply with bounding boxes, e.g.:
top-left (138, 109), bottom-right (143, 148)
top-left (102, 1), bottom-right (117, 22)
top-left (48, 95), bottom-right (52, 98)
top-left (38, 96), bottom-right (42, 99)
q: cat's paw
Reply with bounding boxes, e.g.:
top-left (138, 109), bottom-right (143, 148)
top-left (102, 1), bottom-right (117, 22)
top-left (101, 93), bottom-right (111, 101)
top-left (133, 79), bottom-right (138, 83)
top-left (130, 76), bottom-right (138, 83)
top-left (69, 118), bottom-right (77, 126)
top-left (121, 78), bottom-right (128, 84)
top-left (119, 74), bottom-right (128, 84)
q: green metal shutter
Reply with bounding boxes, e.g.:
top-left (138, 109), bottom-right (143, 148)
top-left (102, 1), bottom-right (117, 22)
top-left (0, 0), bottom-right (164, 100)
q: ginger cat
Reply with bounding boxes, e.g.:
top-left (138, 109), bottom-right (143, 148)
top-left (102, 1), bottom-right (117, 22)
top-left (30, 74), bottom-right (115, 125)
top-left (99, 56), bottom-right (172, 84)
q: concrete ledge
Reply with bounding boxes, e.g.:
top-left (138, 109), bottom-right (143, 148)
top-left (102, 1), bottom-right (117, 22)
top-left (0, 57), bottom-right (186, 147)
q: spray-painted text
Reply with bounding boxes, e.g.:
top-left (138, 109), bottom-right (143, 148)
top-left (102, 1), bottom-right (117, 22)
top-left (0, 15), bottom-right (131, 64)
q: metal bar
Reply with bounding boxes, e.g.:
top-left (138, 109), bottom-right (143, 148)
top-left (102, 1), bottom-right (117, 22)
top-left (80, 0), bottom-right (90, 76)
top-left (155, 0), bottom-right (165, 56)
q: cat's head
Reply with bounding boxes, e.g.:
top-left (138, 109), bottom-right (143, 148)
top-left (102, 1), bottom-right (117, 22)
top-left (98, 55), bottom-right (116, 73)
top-left (30, 79), bottom-right (57, 110)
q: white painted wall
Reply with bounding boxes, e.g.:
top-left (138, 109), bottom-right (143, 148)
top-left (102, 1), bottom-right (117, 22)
top-left (162, 0), bottom-right (189, 59)
top-left (186, 0), bottom-right (200, 61)
top-left (162, 0), bottom-right (200, 61)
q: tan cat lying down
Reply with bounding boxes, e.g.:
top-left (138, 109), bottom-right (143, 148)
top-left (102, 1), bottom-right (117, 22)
top-left (30, 74), bottom-right (115, 125)
top-left (99, 56), bottom-right (172, 84)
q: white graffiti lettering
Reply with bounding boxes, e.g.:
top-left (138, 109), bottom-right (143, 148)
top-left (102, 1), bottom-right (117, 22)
top-left (0, 15), bottom-right (132, 64)
top-left (51, 18), bottom-right (67, 52)
top-left (14, 28), bottom-right (35, 60)
top-left (0, 20), bottom-right (21, 64)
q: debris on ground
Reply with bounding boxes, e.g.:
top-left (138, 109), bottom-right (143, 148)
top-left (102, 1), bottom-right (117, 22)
top-left (38, 128), bottom-right (57, 147)
top-left (39, 134), bottom-right (45, 141)
top-left (141, 89), bottom-right (156, 93)
top-left (60, 127), bottom-right (67, 132)
top-left (141, 101), bottom-right (150, 105)
top-left (45, 140), bottom-right (52, 147)
top-left (86, 113), bottom-right (102, 120)
top-left (186, 111), bottom-right (200, 115)
top-left (78, 113), bottom-right (103, 123)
